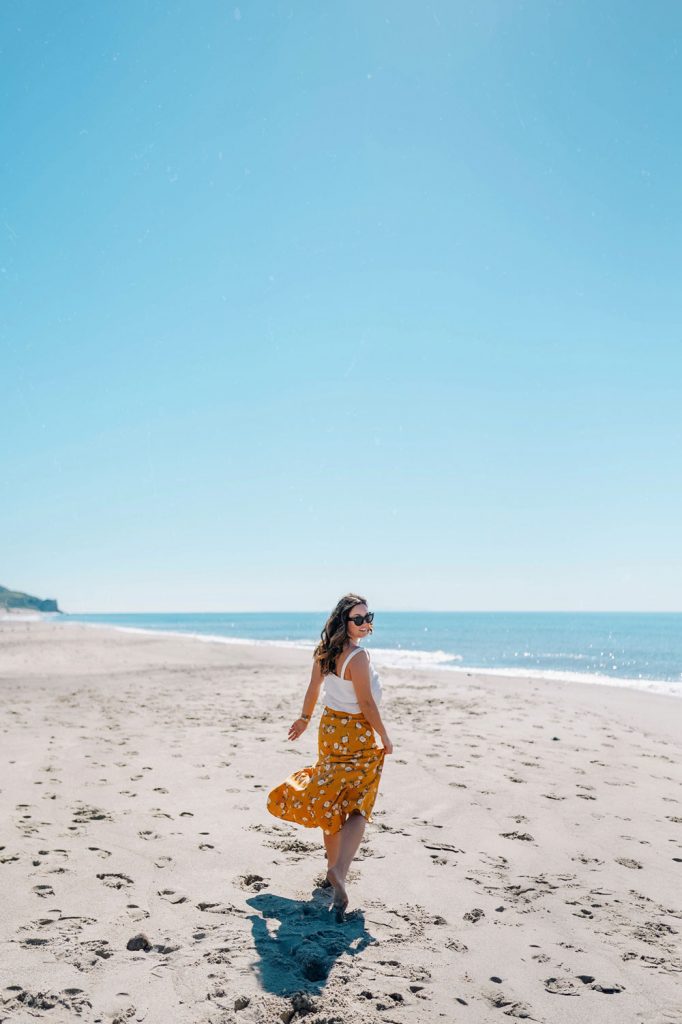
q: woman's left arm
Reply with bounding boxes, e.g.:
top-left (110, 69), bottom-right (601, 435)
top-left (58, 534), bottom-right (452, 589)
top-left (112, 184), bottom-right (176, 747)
top-left (287, 659), bottom-right (324, 741)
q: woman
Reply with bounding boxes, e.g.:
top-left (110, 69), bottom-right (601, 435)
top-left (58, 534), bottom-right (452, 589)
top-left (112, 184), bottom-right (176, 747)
top-left (267, 594), bottom-right (393, 919)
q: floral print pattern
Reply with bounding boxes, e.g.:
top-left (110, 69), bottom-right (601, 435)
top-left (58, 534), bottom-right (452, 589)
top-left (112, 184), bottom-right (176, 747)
top-left (267, 706), bottom-right (385, 835)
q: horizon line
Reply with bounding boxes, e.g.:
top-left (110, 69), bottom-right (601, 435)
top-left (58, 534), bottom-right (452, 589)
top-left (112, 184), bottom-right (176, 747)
top-left (59, 608), bottom-right (682, 616)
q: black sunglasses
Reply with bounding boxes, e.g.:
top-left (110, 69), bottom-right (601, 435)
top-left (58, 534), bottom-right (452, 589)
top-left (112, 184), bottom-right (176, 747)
top-left (347, 612), bottom-right (374, 626)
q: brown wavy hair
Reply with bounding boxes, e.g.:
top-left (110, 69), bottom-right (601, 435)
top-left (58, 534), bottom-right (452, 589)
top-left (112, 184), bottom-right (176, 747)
top-left (314, 593), bottom-right (372, 677)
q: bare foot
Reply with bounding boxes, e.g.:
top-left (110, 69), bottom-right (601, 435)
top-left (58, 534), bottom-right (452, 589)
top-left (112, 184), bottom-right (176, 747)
top-left (333, 900), bottom-right (348, 922)
top-left (326, 866), bottom-right (348, 918)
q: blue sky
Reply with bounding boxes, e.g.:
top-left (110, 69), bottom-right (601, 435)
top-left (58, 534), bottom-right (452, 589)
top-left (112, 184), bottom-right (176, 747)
top-left (2, 0), bottom-right (680, 612)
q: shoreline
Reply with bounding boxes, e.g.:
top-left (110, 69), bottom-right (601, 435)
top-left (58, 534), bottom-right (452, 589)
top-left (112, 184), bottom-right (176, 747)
top-left (56, 615), bottom-right (682, 699)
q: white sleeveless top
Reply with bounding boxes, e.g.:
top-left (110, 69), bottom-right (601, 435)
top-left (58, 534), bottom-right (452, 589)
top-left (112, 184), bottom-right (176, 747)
top-left (322, 647), bottom-right (383, 715)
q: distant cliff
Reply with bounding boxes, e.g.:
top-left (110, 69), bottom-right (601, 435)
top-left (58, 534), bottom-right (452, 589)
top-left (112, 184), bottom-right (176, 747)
top-left (0, 586), bottom-right (61, 613)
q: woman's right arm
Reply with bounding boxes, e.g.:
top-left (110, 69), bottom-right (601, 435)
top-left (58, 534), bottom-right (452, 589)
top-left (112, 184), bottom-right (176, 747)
top-left (288, 658), bottom-right (324, 741)
top-left (349, 653), bottom-right (393, 754)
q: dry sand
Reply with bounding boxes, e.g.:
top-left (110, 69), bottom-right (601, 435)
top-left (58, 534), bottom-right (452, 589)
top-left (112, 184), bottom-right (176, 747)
top-left (1, 620), bottom-right (681, 1024)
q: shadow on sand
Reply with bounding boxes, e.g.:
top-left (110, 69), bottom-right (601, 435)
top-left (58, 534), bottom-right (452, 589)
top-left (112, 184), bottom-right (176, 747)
top-left (245, 886), bottom-right (376, 997)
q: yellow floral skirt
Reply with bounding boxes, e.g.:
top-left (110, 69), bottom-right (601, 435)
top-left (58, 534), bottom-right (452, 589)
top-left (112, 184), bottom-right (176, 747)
top-left (267, 706), bottom-right (385, 835)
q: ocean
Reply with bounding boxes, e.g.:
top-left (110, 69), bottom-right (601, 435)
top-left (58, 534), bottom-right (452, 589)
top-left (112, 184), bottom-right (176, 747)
top-left (60, 611), bottom-right (682, 696)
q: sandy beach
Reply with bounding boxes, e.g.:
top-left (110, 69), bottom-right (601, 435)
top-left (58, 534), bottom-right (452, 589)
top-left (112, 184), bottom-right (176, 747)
top-left (1, 620), bottom-right (681, 1024)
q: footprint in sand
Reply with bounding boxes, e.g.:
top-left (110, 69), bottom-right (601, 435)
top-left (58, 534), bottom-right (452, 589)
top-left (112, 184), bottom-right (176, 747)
top-left (421, 841), bottom-right (464, 854)
top-left (544, 976), bottom-right (580, 996)
top-left (32, 884), bottom-right (55, 899)
top-left (632, 920), bottom-right (677, 943)
top-left (204, 946), bottom-right (232, 964)
top-left (577, 975), bottom-right (625, 994)
top-left (72, 939), bottom-right (115, 966)
top-left (28, 843), bottom-right (64, 868)
top-left (238, 873), bottom-right (269, 892)
top-left (266, 836), bottom-right (318, 860)
top-left (480, 853), bottom-right (509, 869)
top-left (572, 854), bottom-right (604, 866)
top-left (500, 831), bottom-right (535, 842)
top-left (3, 987), bottom-right (92, 1015)
top-left (157, 889), bottom-right (188, 904)
top-left (248, 823), bottom-right (286, 836)
top-left (615, 857), bottom-right (643, 870)
top-left (486, 991), bottom-right (534, 1017)
top-left (101, 995), bottom-right (138, 1021)
top-left (619, 833), bottom-right (651, 845)
top-left (71, 803), bottom-right (111, 823)
top-left (375, 992), bottom-right (410, 1011)
top-left (197, 901), bottom-right (246, 916)
top-left (96, 873), bottom-right (133, 890)
top-left (87, 847), bottom-right (111, 859)
top-left (126, 905), bottom-right (150, 921)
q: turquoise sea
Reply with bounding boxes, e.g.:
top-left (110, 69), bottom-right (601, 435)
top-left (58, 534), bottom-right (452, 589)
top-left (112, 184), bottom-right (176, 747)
top-left (61, 612), bottom-right (682, 695)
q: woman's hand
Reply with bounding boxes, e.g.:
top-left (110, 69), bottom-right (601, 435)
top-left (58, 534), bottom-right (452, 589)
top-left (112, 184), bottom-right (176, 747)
top-left (288, 718), bottom-right (309, 741)
top-left (379, 733), bottom-right (393, 755)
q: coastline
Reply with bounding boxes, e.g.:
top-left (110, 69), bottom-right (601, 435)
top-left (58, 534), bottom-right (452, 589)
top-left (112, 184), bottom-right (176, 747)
top-left (59, 615), bottom-right (682, 699)
top-left (1, 619), bottom-right (681, 1023)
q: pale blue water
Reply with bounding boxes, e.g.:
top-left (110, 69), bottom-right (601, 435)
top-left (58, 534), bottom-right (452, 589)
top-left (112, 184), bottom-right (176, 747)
top-left (61, 612), bottom-right (682, 692)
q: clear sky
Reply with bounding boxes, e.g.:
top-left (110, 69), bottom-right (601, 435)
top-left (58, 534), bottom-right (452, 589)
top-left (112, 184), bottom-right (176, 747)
top-left (2, 1), bottom-right (681, 613)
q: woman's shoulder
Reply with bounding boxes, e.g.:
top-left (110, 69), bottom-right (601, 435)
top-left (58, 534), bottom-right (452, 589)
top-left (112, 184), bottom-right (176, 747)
top-left (331, 644), bottom-right (369, 679)
top-left (347, 646), bottom-right (370, 674)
